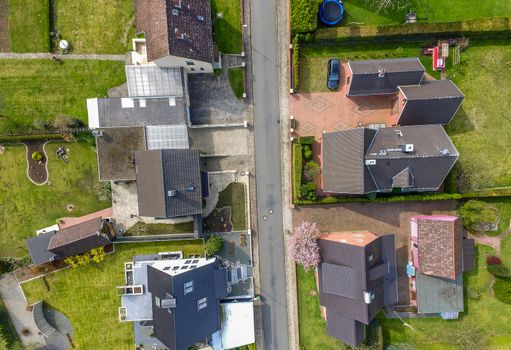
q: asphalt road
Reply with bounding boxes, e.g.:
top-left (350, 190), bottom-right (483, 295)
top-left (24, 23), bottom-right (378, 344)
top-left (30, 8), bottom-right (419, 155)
top-left (250, 0), bottom-right (290, 348)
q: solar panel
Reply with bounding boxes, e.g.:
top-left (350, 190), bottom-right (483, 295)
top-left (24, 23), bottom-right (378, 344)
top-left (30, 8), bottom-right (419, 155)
top-left (145, 125), bottom-right (189, 150)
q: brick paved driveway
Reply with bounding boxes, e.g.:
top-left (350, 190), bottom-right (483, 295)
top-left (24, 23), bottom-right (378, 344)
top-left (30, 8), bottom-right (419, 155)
top-left (293, 200), bottom-right (458, 303)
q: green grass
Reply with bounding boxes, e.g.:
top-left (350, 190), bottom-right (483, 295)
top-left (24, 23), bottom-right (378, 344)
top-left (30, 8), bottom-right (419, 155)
top-left (0, 298), bottom-right (22, 350)
top-left (445, 39), bottom-right (511, 191)
top-left (21, 240), bottom-right (204, 350)
top-left (296, 265), bottom-right (348, 350)
top-left (0, 142), bottom-right (110, 258)
top-left (475, 198), bottom-right (511, 236)
top-left (215, 182), bottom-right (247, 231)
top-left (228, 68), bottom-right (245, 99)
top-left (0, 59), bottom-right (125, 133)
top-left (55, 0), bottom-right (134, 54)
top-left (7, 0), bottom-right (50, 52)
top-left (211, 0), bottom-right (242, 53)
top-left (124, 221), bottom-right (194, 236)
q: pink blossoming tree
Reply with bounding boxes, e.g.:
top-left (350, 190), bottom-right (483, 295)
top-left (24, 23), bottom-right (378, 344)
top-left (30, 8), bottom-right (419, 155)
top-left (289, 221), bottom-right (321, 271)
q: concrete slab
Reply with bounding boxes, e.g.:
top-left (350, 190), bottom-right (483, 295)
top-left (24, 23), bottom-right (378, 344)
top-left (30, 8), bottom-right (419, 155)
top-left (189, 127), bottom-right (249, 156)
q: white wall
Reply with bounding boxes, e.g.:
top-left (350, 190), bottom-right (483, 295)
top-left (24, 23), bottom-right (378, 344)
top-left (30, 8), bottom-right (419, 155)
top-left (155, 55), bottom-right (214, 74)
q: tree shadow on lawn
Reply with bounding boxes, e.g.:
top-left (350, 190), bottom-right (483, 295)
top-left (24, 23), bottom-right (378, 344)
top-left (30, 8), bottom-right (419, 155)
top-left (446, 107), bottom-right (476, 136)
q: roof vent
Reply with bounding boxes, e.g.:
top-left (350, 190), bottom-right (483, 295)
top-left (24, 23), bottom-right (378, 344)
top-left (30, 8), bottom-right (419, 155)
top-left (402, 144), bottom-right (414, 153)
top-left (378, 69), bottom-right (385, 78)
top-left (394, 129), bottom-right (403, 137)
top-left (186, 186), bottom-right (195, 192)
top-left (365, 159), bottom-right (376, 165)
top-left (197, 15), bottom-right (204, 21)
top-left (167, 190), bottom-right (177, 197)
top-left (172, 8), bottom-right (179, 15)
top-left (441, 148), bottom-right (449, 155)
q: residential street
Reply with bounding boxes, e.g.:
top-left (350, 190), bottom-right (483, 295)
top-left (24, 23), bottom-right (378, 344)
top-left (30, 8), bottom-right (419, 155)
top-left (250, 0), bottom-right (290, 348)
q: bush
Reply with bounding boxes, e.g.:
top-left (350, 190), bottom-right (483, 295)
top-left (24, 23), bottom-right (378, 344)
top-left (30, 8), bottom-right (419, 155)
top-left (297, 136), bottom-right (315, 145)
top-left (303, 145), bottom-right (312, 160)
top-left (73, 131), bottom-right (96, 146)
top-left (32, 119), bottom-right (52, 131)
top-left (0, 133), bottom-right (63, 144)
top-left (204, 234), bottom-right (224, 256)
top-left (459, 200), bottom-right (498, 228)
top-left (290, 0), bottom-right (319, 35)
top-left (294, 192), bottom-right (463, 205)
top-left (487, 264), bottom-right (510, 278)
top-left (292, 35), bottom-right (300, 91)
top-left (467, 286), bottom-right (480, 300)
top-left (493, 277), bottom-right (511, 304)
top-left (487, 255), bottom-right (503, 266)
top-left (300, 181), bottom-right (315, 197)
top-left (31, 151), bottom-right (44, 161)
top-left (292, 142), bottom-right (303, 202)
top-left (303, 160), bottom-right (320, 181)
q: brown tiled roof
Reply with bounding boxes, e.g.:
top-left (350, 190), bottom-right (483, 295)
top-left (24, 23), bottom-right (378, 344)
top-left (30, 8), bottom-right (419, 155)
top-left (416, 216), bottom-right (463, 280)
top-left (48, 217), bottom-right (103, 251)
top-left (135, 0), bottom-right (213, 63)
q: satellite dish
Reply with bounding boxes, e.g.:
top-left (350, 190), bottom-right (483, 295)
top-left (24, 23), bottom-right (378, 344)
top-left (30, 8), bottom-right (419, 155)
top-left (59, 40), bottom-right (69, 50)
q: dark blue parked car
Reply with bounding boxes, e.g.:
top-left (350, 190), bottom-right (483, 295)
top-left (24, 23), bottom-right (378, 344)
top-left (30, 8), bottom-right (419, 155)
top-left (327, 58), bottom-right (340, 90)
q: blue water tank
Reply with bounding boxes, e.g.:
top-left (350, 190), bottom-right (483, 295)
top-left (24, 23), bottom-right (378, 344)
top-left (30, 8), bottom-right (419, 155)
top-left (319, 0), bottom-right (345, 26)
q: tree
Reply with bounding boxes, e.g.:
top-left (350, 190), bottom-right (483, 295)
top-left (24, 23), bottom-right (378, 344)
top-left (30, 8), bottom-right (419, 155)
top-left (303, 160), bottom-right (320, 181)
top-left (459, 200), bottom-right (498, 228)
top-left (31, 151), bottom-right (43, 162)
top-left (289, 221), bottom-right (321, 271)
top-left (204, 234), bottom-right (224, 256)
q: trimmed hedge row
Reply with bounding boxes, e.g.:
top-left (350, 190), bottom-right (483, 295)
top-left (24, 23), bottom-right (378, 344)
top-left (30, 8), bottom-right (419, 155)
top-left (294, 192), bottom-right (463, 205)
top-left (290, 0), bottom-right (320, 35)
top-left (0, 133), bottom-right (64, 143)
top-left (292, 142), bottom-right (303, 202)
top-left (292, 35), bottom-right (300, 91)
top-left (315, 16), bottom-right (511, 41)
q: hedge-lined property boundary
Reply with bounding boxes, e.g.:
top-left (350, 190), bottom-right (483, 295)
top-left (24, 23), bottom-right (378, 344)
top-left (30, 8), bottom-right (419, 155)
top-left (0, 133), bottom-right (64, 143)
top-left (292, 35), bottom-right (301, 91)
top-left (292, 142), bottom-right (303, 202)
top-left (315, 16), bottom-right (511, 42)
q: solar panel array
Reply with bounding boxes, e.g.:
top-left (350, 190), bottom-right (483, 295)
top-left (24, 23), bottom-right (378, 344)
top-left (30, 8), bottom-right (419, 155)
top-left (145, 125), bottom-right (189, 150)
top-left (126, 65), bottom-right (184, 98)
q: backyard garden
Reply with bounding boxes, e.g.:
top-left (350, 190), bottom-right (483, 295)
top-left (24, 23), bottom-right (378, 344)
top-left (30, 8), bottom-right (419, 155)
top-left (0, 142), bottom-right (110, 258)
top-left (21, 240), bottom-right (204, 350)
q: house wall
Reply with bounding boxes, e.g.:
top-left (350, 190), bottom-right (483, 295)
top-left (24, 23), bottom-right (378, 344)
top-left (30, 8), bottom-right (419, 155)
top-left (155, 55), bottom-right (213, 74)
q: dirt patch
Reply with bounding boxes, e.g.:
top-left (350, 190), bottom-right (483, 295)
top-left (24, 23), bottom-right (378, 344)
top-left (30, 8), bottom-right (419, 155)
top-left (24, 141), bottom-right (48, 184)
top-left (0, 0), bottom-right (9, 52)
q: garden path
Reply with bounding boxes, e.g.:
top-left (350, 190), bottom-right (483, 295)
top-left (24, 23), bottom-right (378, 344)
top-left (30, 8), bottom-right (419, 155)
top-left (0, 52), bottom-right (125, 61)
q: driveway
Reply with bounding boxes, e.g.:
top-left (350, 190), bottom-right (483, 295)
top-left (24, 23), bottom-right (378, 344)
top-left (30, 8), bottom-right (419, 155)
top-left (189, 127), bottom-right (249, 156)
top-left (293, 200), bottom-right (458, 303)
top-left (0, 273), bottom-right (45, 347)
top-left (188, 66), bottom-right (249, 125)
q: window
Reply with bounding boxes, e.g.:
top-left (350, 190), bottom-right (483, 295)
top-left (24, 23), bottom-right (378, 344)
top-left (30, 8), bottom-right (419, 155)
top-left (186, 61), bottom-right (195, 66)
top-left (190, 68), bottom-right (195, 71)
top-left (197, 297), bottom-right (207, 311)
top-left (200, 67), bottom-right (205, 71)
top-left (192, 260), bottom-right (199, 264)
top-left (163, 266), bottom-right (171, 271)
top-left (190, 265), bottom-right (197, 269)
top-left (184, 281), bottom-right (194, 295)
top-left (185, 260), bottom-right (192, 264)
top-left (155, 296), bottom-right (161, 308)
top-left (181, 265), bottom-right (188, 270)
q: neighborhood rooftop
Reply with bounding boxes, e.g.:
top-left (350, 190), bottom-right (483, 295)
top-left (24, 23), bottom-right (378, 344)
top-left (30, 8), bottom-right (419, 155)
top-left (134, 0), bottom-right (214, 63)
top-left (135, 149), bottom-right (202, 218)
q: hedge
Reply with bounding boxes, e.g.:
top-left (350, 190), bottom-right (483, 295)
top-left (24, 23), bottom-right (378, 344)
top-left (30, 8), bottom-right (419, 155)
top-left (294, 192), bottom-right (463, 205)
top-left (292, 142), bottom-right (303, 202)
top-left (314, 17), bottom-right (511, 41)
top-left (290, 0), bottom-right (320, 35)
top-left (487, 264), bottom-right (510, 278)
top-left (0, 133), bottom-right (64, 143)
top-left (292, 35), bottom-right (300, 91)
top-left (493, 277), bottom-right (511, 304)
top-left (297, 135), bottom-right (315, 145)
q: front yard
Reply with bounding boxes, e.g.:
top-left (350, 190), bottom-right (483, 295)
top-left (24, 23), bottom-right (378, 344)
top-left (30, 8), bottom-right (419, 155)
top-left (212, 0), bottom-right (243, 53)
top-left (0, 142), bottom-right (110, 258)
top-left (22, 240), bottom-right (204, 350)
top-left (0, 59), bottom-right (125, 133)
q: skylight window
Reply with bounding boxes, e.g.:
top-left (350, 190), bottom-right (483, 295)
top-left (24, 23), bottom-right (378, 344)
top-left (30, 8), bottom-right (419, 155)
top-left (184, 281), bottom-right (194, 295)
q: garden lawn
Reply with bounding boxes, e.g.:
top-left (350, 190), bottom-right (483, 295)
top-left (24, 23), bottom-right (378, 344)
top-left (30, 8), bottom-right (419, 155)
top-left (216, 182), bottom-right (247, 231)
top-left (211, 0), bottom-right (242, 53)
top-left (380, 244), bottom-right (511, 349)
top-left (124, 221), bottom-right (194, 236)
top-left (7, 0), bottom-right (50, 52)
top-left (21, 240), bottom-right (204, 350)
top-left (296, 265), bottom-right (348, 350)
top-left (228, 67), bottom-right (245, 99)
top-left (0, 59), bottom-right (125, 133)
top-left (476, 197), bottom-right (511, 236)
top-left (55, 0), bottom-right (134, 54)
top-left (446, 39), bottom-right (511, 191)
top-left (0, 142), bottom-right (110, 258)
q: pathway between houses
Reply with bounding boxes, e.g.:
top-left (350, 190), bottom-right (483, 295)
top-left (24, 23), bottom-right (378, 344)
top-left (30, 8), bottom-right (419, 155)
top-left (0, 273), bottom-right (45, 347)
top-left (0, 52), bottom-right (126, 61)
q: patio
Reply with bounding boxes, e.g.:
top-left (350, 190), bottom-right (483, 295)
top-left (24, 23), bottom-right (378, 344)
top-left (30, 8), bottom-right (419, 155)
top-left (290, 63), bottom-right (399, 140)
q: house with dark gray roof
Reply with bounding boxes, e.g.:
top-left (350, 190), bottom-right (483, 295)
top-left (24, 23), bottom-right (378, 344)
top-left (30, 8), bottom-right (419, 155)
top-left (134, 0), bottom-right (214, 73)
top-left (25, 218), bottom-right (113, 265)
top-left (135, 149), bottom-right (202, 219)
top-left (318, 231), bottom-right (398, 346)
top-left (347, 58), bottom-right (425, 96)
top-left (396, 80), bottom-right (464, 125)
top-left (409, 215), bottom-right (474, 318)
top-left (321, 125), bottom-right (459, 195)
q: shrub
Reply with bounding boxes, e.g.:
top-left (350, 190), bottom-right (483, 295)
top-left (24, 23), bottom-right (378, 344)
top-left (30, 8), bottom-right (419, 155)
top-left (459, 200), bottom-right (498, 228)
top-left (289, 221), bottom-right (321, 270)
top-left (487, 255), bottom-right (503, 266)
top-left (303, 145), bottom-right (312, 160)
top-left (0, 133), bottom-right (63, 143)
top-left (292, 35), bottom-right (300, 91)
top-left (32, 119), bottom-right (52, 131)
top-left (300, 181), bottom-right (315, 197)
top-left (292, 142), bottom-right (303, 201)
top-left (31, 151), bottom-right (43, 161)
top-left (297, 136), bottom-right (315, 145)
top-left (73, 131), bottom-right (96, 146)
top-left (290, 0), bottom-right (319, 35)
top-left (494, 277), bottom-right (511, 304)
top-left (487, 264), bottom-right (510, 278)
top-left (467, 286), bottom-right (480, 300)
top-left (90, 247), bottom-right (105, 264)
top-left (303, 161), bottom-right (320, 181)
top-left (204, 234), bottom-right (224, 256)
